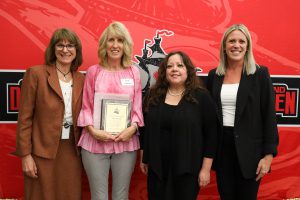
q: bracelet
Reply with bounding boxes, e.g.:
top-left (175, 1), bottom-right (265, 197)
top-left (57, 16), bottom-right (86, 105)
top-left (131, 122), bottom-right (138, 132)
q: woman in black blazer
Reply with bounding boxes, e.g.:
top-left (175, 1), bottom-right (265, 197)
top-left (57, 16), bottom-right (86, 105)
top-left (206, 24), bottom-right (279, 200)
top-left (139, 51), bottom-right (218, 200)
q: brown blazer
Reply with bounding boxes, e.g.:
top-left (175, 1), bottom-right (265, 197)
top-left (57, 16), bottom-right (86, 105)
top-left (15, 65), bottom-right (85, 159)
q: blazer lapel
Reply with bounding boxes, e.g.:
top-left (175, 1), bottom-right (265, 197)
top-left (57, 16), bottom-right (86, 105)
top-left (213, 74), bottom-right (224, 126)
top-left (234, 73), bottom-right (253, 126)
top-left (72, 72), bottom-right (84, 110)
top-left (46, 65), bottom-right (63, 99)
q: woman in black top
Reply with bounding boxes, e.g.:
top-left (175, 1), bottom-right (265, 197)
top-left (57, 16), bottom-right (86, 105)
top-left (206, 24), bottom-right (279, 200)
top-left (140, 51), bottom-right (218, 200)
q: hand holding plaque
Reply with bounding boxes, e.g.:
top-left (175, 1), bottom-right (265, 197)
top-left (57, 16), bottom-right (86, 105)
top-left (101, 99), bottom-right (131, 134)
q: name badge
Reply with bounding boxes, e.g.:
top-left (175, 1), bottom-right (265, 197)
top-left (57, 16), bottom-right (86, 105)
top-left (121, 78), bottom-right (134, 86)
top-left (61, 125), bottom-right (70, 139)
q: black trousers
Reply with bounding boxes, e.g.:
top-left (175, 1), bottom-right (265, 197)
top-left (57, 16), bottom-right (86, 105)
top-left (216, 126), bottom-right (261, 200)
top-left (147, 168), bottom-right (199, 200)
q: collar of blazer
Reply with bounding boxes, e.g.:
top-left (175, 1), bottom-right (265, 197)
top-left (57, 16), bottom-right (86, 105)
top-left (213, 72), bottom-right (254, 127)
top-left (46, 65), bottom-right (84, 106)
top-left (234, 73), bottom-right (253, 126)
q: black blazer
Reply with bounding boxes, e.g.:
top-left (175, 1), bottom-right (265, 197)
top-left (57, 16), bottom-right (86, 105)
top-left (206, 66), bottom-right (279, 179)
top-left (140, 89), bottom-right (218, 179)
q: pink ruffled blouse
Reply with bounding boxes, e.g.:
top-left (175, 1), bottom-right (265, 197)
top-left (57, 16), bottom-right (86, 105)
top-left (77, 64), bottom-right (144, 153)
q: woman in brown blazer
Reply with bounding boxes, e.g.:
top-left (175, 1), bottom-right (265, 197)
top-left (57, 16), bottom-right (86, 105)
top-left (14, 28), bottom-right (85, 200)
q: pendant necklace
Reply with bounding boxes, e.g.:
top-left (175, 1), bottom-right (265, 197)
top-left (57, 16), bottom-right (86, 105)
top-left (56, 66), bottom-right (71, 81)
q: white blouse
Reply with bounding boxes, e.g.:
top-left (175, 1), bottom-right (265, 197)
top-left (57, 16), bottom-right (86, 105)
top-left (59, 80), bottom-right (73, 139)
top-left (59, 79), bottom-right (73, 123)
top-left (221, 83), bottom-right (239, 127)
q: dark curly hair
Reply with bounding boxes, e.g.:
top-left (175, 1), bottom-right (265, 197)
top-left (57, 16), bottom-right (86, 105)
top-left (144, 51), bottom-right (203, 112)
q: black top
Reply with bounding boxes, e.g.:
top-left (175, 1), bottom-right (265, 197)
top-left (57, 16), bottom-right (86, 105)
top-left (140, 88), bottom-right (218, 179)
top-left (160, 103), bottom-right (177, 179)
top-left (160, 102), bottom-right (177, 131)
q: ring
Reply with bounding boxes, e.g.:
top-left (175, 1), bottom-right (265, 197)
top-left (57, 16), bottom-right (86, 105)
top-left (263, 167), bottom-right (267, 171)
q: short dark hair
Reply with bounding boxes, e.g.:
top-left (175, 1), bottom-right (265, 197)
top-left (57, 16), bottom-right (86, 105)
top-left (45, 28), bottom-right (83, 71)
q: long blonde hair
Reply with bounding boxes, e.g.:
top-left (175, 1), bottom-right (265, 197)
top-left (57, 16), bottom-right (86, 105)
top-left (216, 24), bottom-right (257, 76)
top-left (98, 22), bottom-right (133, 67)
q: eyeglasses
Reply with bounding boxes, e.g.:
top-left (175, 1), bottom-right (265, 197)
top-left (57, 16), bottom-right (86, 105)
top-left (55, 44), bottom-right (76, 50)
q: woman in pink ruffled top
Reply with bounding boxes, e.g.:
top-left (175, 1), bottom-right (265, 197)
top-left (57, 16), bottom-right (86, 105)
top-left (77, 21), bottom-right (144, 200)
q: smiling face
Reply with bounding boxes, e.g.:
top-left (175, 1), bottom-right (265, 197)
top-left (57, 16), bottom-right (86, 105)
top-left (55, 40), bottom-right (76, 67)
top-left (225, 30), bottom-right (248, 64)
top-left (166, 54), bottom-right (188, 88)
top-left (106, 32), bottom-right (124, 63)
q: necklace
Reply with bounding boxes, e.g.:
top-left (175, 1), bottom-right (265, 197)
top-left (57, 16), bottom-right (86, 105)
top-left (56, 66), bottom-right (71, 81)
top-left (167, 88), bottom-right (185, 96)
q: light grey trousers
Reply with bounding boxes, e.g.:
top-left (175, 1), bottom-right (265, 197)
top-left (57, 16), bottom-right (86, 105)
top-left (81, 149), bottom-right (137, 200)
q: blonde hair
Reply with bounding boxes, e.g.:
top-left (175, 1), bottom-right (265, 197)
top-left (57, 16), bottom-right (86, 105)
top-left (216, 24), bottom-right (257, 76)
top-left (98, 22), bottom-right (133, 67)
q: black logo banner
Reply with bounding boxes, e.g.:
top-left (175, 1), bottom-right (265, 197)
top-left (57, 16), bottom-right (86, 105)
top-left (0, 71), bottom-right (24, 122)
top-left (1, 71), bottom-right (299, 126)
